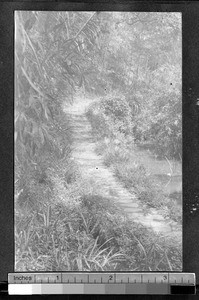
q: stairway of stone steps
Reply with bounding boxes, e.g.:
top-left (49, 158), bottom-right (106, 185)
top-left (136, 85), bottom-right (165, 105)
top-left (63, 97), bottom-right (182, 240)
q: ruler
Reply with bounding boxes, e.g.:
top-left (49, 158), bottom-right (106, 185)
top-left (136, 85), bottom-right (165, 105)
top-left (8, 272), bottom-right (195, 295)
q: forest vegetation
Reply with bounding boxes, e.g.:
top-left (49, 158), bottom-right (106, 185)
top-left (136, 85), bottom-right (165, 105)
top-left (15, 11), bottom-right (182, 271)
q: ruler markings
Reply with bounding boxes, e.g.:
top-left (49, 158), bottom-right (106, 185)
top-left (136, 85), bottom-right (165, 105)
top-left (8, 273), bottom-right (196, 296)
top-left (8, 272), bottom-right (195, 288)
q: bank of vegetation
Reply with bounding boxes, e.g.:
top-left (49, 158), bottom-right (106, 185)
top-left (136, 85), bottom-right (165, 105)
top-left (86, 93), bottom-right (182, 223)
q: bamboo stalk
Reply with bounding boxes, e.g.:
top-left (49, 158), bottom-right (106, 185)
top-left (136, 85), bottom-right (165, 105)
top-left (74, 12), bottom-right (96, 40)
top-left (20, 63), bottom-right (45, 98)
top-left (21, 21), bottom-right (43, 80)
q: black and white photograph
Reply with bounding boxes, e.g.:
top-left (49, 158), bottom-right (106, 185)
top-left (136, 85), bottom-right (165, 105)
top-left (15, 11), bottom-right (182, 272)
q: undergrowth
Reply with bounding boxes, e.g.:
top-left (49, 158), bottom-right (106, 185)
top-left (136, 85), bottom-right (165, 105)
top-left (15, 142), bottom-right (181, 271)
top-left (86, 100), bottom-right (182, 224)
top-left (15, 96), bottom-right (182, 272)
top-left (15, 190), bottom-right (182, 272)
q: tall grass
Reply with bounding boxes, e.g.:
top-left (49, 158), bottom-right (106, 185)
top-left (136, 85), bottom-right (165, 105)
top-left (15, 189), bottom-right (182, 272)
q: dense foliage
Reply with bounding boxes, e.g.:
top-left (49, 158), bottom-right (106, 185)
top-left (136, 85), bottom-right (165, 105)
top-left (86, 12), bottom-right (182, 159)
top-left (15, 11), bottom-right (182, 272)
top-left (15, 10), bottom-right (104, 207)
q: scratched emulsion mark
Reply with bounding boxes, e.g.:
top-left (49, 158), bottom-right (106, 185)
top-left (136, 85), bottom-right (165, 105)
top-left (63, 96), bottom-right (181, 240)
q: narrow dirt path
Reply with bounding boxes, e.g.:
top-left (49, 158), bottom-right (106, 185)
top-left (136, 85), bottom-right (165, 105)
top-left (63, 96), bottom-right (182, 239)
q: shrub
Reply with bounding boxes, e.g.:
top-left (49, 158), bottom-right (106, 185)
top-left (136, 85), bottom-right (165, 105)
top-left (100, 95), bottom-right (133, 136)
top-left (85, 94), bottom-right (134, 141)
top-left (133, 93), bottom-right (182, 160)
top-left (85, 108), bottom-right (109, 140)
top-left (103, 146), bottom-right (130, 167)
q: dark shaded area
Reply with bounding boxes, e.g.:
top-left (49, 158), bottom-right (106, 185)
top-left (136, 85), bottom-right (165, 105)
top-left (0, 3), bottom-right (14, 282)
top-left (170, 285), bottom-right (196, 295)
top-left (183, 2), bottom-right (199, 284)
